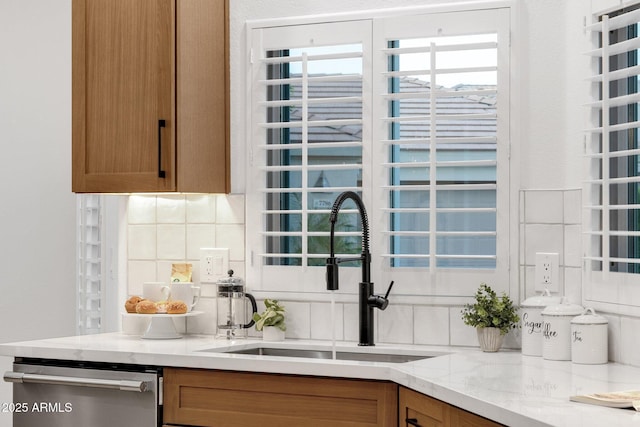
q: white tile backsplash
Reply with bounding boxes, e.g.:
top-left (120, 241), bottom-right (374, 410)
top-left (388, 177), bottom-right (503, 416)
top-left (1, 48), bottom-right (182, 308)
top-left (127, 260), bottom-right (157, 295)
top-left (186, 224), bottom-right (216, 260)
top-left (520, 189), bottom-right (581, 301)
top-left (157, 195), bottom-right (186, 223)
top-left (523, 223), bottom-right (564, 264)
top-left (564, 224), bottom-right (581, 268)
top-left (125, 196), bottom-right (236, 291)
top-left (619, 316), bottom-right (640, 366)
top-left (120, 190), bottom-right (637, 365)
top-left (156, 260), bottom-right (179, 282)
top-left (563, 190), bottom-right (581, 225)
top-left (128, 225), bottom-right (156, 259)
top-left (157, 224), bottom-right (186, 260)
top-left (186, 194), bottom-right (217, 223)
top-left (216, 194), bottom-right (245, 224)
top-left (276, 301), bottom-right (310, 340)
top-left (378, 305), bottom-right (413, 344)
top-left (128, 195), bottom-right (156, 224)
top-left (449, 307), bottom-right (477, 346)
top-left (563, 267), bottom-right (582, 305)
top-left (186, 297), bottom-right (217, 335)
top-left (414, 306), bottom-right (450, 346)
top-left (200, 283), bottom-right (218, 298)
top-left (310, 302), bottom-right (344, 341)
top-left (216, 224), bottom-right (245, 261)
top-left (343, 303), bottom-right (359, 342)
top-left (604, 313), bottom-right (621, 363)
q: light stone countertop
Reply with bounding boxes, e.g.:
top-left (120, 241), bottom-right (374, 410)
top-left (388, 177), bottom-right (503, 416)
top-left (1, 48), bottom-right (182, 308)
top-left (2, 333), bottom-right (640, 427)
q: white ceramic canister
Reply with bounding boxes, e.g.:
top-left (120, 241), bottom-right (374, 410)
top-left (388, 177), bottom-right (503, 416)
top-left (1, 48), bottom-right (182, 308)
top-left (571, 308), bottom-right (608, 365)
top-left (520, 290), bottom-right (562, 356)
top-left (541, 299), bottom-right (584, 361)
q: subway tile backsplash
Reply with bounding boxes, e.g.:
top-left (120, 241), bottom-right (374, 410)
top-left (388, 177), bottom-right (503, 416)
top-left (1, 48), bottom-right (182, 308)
top-left (126, 194), bottom-right (245, 287)
top-left (122, 190), bottom-right (637, 364)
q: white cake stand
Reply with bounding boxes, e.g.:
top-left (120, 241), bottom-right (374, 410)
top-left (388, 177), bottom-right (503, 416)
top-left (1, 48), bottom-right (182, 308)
top-left (123, 311), bottom-right (202, 339)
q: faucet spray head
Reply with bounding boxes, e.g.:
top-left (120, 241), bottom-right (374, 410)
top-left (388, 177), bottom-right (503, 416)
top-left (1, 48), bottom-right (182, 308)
top-left (326, 257), bottom-right (339, 291)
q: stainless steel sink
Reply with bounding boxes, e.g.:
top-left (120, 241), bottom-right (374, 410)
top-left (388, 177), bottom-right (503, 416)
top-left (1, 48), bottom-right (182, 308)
top-left (202, 346), bottom-right (442, 363)
top-left (226, 347), bottom-right (428, 363)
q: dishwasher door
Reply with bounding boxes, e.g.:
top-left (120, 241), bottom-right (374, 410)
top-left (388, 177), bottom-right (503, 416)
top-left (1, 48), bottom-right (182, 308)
top-left (5, 362), bottom-right (161, 427)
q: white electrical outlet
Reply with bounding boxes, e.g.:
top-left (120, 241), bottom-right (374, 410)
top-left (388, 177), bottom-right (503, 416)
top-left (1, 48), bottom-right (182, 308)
top-left (200, 248), bottom-right (229, 284)
top-left (534, 252), bottom-right (560, 292)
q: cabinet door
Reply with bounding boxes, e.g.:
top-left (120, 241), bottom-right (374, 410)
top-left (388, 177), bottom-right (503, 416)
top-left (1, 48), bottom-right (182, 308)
top-left (164, 368), bottom-right (398, 427)
top-left (450, 407), bottom-right (503, 427)
top-left (176, 0), bottom-right (229, 193)
top-left (399, 387), bottom-right (503, 427)
top-left (399, 387), bottom-right (450, 427)
top-left (73, 0), bottom-right (175, 192)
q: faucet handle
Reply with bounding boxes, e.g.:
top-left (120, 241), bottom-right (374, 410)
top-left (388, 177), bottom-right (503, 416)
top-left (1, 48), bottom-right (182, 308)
top-left (368, 281), bottom-right (394, 311)
top-left (383, 281), bottom-right (395, 300)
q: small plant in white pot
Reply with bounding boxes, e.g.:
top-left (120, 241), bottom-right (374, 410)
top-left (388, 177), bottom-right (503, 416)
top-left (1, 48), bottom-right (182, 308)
top-left (253, 299), bottom-right (286, 341)
top-left (461, 283), bottom-right (519, 352)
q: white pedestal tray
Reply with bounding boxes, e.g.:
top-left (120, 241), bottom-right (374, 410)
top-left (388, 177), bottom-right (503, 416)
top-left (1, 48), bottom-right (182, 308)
top-left (123, 311), bottom-right (202, 339)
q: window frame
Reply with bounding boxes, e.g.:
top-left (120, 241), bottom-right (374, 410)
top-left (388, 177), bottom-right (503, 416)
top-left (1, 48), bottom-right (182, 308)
top-left (245, 3), bottom-right (516, 303)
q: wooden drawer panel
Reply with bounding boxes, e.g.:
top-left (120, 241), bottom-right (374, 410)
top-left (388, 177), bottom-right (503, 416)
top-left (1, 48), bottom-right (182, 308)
top-left (164, 368), bottom-right (398, 427)
top-left (399, 387), bottom-right (449, 427)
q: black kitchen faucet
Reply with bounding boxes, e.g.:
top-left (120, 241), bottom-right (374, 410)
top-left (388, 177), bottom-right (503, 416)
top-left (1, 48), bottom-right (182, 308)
top-left (325, 191), bottom-right (394, 346)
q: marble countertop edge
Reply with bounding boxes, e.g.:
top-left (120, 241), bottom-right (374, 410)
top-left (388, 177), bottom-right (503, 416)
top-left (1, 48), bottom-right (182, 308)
top-left (2, 333), bottom-right (640, 427)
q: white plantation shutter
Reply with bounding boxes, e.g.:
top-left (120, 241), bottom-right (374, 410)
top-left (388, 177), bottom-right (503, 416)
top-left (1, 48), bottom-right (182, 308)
top-left (585, 5), bottom-right (640, 281)
top-left (247, 21), bottom-right (371, 291)
top-left (371, 9), bottom-right (510, 293)
top-left (77, 194), bottom-right (104, 334)
top-left (247, 9), bottom-right (511, 296)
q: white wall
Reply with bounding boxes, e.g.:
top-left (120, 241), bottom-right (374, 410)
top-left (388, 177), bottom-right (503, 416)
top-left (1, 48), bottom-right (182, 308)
top-left (0, 1), bottom-right (77, 425)
top-left (513, 0), bottom-right (588, 190)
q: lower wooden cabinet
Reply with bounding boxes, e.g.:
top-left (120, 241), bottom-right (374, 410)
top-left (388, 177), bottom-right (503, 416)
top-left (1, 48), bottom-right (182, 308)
top-left (398, 387), bottom-right (503, 427)
top-left (163, 368), bottom-right (398, 426)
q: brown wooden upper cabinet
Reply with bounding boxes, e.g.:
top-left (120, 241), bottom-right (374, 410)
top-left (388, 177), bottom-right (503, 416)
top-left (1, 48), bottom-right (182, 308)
top-left (72, 0), bottom-right (229, 193)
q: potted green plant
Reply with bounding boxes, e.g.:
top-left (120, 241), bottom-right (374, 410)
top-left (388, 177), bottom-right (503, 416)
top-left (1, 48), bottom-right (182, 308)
top-left (461, 283), bottom-right (520, 352)
top-left (253, 299), bottom-right (286, 341)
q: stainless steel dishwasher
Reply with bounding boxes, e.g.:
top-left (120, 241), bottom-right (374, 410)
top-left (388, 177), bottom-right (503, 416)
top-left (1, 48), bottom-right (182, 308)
top-left (3, 358), bottom-right (162, 427)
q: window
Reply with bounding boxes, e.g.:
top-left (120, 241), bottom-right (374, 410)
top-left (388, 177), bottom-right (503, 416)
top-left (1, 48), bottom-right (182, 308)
top-left (585, 5), bottom-right (640, 314)
top-left (247, 7), bottom-right (511, 297)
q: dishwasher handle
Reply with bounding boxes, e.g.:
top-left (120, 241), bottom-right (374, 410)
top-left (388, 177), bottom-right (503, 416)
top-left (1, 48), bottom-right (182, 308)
top-left (3, 371), bottom-right (150, 392)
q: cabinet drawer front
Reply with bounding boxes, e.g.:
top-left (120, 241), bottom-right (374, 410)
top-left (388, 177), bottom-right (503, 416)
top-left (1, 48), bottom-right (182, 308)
top-left (164, 368), bottom-right (398, 427)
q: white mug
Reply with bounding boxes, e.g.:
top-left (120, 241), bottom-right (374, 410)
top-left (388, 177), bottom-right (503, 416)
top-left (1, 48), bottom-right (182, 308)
top-left (143, 282), bottom-right (171, 302)
top-left (170, 282), bottom-right (201, 312)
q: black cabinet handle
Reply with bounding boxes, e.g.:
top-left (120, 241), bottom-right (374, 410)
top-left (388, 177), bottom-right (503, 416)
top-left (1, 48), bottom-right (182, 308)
top-left (406, 418), bottom-right (421, 427)
top-left (158, 119), bottom-right (166, 178)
